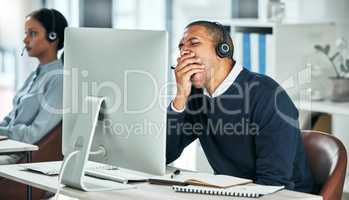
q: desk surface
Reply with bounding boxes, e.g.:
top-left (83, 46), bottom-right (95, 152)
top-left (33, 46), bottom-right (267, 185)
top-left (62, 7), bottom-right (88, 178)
top-left (0, 139), bottom-right (38, 153)
top-left (0, 163), bottom-right (322, 200)
top-left (297, 100), bottom-right (349, 115)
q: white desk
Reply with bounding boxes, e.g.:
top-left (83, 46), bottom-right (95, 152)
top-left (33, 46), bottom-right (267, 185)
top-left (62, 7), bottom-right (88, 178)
top-left (0, 139), bottom-right (38, 153)
top-left (0, 163), bottom-right (322, 200)
top-left (0, 139), bottom-right (38, 200)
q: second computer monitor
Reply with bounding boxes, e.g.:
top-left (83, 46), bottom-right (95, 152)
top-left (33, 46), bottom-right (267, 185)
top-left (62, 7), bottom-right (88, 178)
top-left (63, 27), bottom-right (168, 175)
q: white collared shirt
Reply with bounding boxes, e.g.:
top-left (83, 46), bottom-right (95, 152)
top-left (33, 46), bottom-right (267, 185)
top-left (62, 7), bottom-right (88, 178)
top-left (171, 65), bottom-right (243, 113)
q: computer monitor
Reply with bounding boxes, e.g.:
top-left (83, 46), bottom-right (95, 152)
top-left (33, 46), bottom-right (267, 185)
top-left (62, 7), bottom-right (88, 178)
top-left (61, 27), bottom-right (168, 190)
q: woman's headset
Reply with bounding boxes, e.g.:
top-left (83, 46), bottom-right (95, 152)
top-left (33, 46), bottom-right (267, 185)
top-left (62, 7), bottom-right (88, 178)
top-left (47, 9), bottom-right (57, 42)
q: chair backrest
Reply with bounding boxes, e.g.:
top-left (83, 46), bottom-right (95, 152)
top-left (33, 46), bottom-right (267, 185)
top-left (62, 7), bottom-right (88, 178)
top-left (32, 121), bottom-right (63, 162)
top-left (302, 130), bottom-right (347, 200)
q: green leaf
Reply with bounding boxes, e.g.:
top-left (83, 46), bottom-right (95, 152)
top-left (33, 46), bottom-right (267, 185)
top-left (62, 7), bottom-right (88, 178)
top-left (341, 63), bottom-right (349, 73)
top-left (314, 45), bottom-right (324, 52)
top-left (323, 45), bottom-right (330, 55)
top-left (341, 63), bottom-right (345, 70)
top-left (330, 52), bottom-right (340, 61)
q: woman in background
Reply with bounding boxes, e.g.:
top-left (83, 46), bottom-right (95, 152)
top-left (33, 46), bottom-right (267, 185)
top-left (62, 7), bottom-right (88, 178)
top-left (0, 8), bottom-right (68, 164)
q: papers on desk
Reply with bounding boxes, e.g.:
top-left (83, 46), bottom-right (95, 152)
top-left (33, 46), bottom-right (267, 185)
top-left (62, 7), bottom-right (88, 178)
top-left (172, 184), bottom-right (285, 198)
top-left (149, 171), bottom-right (252, 188)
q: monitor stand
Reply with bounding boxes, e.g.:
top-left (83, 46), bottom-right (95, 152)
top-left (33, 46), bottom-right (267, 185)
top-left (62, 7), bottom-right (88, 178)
top-left (61, 96), bottom-right (134, 191)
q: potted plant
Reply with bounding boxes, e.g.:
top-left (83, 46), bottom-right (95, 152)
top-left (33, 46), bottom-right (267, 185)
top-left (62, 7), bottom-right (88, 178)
top-left (314, 38), bottom-right (349, 102)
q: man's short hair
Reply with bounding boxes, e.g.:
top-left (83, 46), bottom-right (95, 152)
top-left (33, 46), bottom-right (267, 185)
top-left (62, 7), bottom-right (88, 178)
top-left (185, 20), bottom-right (234, 58)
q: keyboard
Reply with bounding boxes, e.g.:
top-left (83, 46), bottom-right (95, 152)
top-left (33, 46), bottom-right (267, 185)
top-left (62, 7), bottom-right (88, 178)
top-left (22, 161), bottom-right (149, 184)
top-left (22, 161), bottom-right (115, 176)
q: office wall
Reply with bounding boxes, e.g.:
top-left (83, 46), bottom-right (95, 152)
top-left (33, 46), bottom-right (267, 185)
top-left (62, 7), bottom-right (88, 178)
top-left (81, 0), bottom-right (112, 27)
top-left (113, 0), bottom-right (166, 30)
top-left (0, 0), bottom-right (42, 86)
top-left (45, 0), bottom-right (80, 27)
top-left (283, 0), bottom-right (349, 56)
top-left (0, 0), bottom-right (41, 118)
top-left (0, 0), bottom-right (24, 48)
top-left (171, 0), bottom-right (232, 64)
top-left (0, 0), bottom-right (41, 49)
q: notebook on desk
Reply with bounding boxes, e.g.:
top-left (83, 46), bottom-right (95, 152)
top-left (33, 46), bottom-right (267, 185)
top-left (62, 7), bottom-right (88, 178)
top-left (149, 171), bottom-right (252, 188)
top-left (172, 184), bottom-right (285, 198)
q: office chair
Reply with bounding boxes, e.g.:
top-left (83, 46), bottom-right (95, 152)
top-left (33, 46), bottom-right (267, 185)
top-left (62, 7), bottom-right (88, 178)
top-left (302, 130), bottom-right (347, 200)
top-left (0, 122), bottom-right (62, 200)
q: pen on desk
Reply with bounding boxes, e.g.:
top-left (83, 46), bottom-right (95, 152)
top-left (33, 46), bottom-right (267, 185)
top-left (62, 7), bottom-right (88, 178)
top-left (170, 169), bottom-right (181, 179)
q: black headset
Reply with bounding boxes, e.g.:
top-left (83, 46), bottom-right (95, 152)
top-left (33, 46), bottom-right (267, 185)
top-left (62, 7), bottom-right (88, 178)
top-left (47, 9), bottom-right (57, 42)
top-left (214, 22), bottom-right (233, 60)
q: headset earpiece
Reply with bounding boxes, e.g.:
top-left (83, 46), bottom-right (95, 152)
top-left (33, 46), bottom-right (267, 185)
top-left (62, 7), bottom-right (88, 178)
top-left (214, 22), bottom-right (233, 59)
top-left (216, 42), bottom-right (231, 58)
top-left (48, 32), bottom-right (57, 41)
top-left (47, 9), bottom-right (57, 42)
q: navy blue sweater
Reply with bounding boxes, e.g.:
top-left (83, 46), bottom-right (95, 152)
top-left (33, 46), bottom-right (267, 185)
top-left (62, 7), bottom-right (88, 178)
top-left (166, 68), bottom-right (316, 193)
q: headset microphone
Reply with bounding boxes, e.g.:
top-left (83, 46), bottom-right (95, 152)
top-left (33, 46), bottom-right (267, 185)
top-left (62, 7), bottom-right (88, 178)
top-left (21, 46), bottom-right (26, 56)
